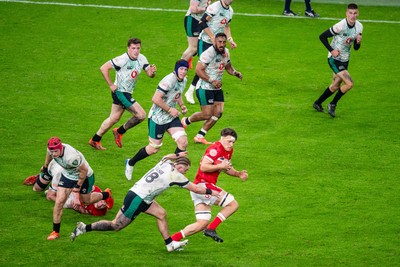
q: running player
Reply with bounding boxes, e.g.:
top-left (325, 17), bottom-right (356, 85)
top-left (185, 0), bottom-right (237, 105)
top-left (89, 38), bottom-right (157, 150)
top-left (313, 3), bottom-right (363, 117)
top-left (124, 60), bottom-right (189, 180)
top-left (171, 128), bottom-right (248, 243)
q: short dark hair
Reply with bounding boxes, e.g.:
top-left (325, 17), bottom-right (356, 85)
top-left (220, 128), bottom-right (237, 140)
top-left (347, 3), bottom-right (358, 10)
top-left (215, 32), bottom-right (227, 40)
top-left (127, 38), bottom-right (141, 47)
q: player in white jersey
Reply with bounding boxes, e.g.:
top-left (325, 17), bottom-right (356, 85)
top-left (89, 38), bottom-right (157, 150)
top-left (181, 0), bottom-right (211, 66)
top-left (313, 3), bottom-right (363, 117)
top-left (185, 0), bottom-right (236, 105)
top-left (124, 60), bottom-right (190, 180)
top-left (44, 137), bottom-right (112, 240)
top-left (23, 160), bottom-right (114, 215)
top-left (181, 33), bottom-right (242, 145)
top-left (71, 154), bottom-right (219, 252)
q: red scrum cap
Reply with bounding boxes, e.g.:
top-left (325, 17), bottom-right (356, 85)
top-left (47, 137), bottom-right (63, 151)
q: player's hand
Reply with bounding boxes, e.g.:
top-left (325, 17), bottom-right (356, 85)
top-left (110, 84), bottom-right (118, 93)
top-left (180, 105), bottom-right (188, 114)
top-left (229, 40), bottom-right (237, 49)
top-left (211, 189), bottom-right (219, 197)
top-left (331, 50), bottom-right (340, 57)
top-left (168, 107), bottom-right (180, 117)
top-left (149, 64), bottom-right (157, 77)
top-left (211, 80), bottom-right (222, 89)
top-left (219, 160), bottom-right (232, 172)
top-left (238, 170), bottom-right (248, 181)
top-left (356, 33), bottom-right (362, 44)
top-left (233, 71), bottom-right (242, 80)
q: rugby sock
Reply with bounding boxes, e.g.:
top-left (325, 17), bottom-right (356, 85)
top-left (331, 89), bottom-right (345, 105)
top-left (164, 237), bottom-right (173, 245)
top-left (128, 147), bottom-right (149, 166)
top-left (53, 222), bottom-right (61, 233)
top-left (185, 117), bottom-right (191, 126)
top-left (315, 87), bottom-right (334, 105)
top-left (92, 134), bottom-right (102, 142)
top-left (305, 0), bottom-right (312, 11)
top-left (171, 230), bottom-right (184, 241)
top-left (208, 213), bottom-right (226, 230)
top-left (117, 125), bottom-right (127, 134)
top-left (86, 224), bottom-right (92, 232)
top-left (175, 147), bottom-right (185, 154)
top-left (197, 128), bottom-right (207, 137)
top-left (101, 192), bottom-right (109, 200)
top-left (191, 75), bottom-right (199, 87)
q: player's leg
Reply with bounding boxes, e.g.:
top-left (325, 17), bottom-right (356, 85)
top-left (89, 103), bottom-right (124, 150)
top-left (48, 184), bottom-right (72, 240)
top-left (168, 119), bottom-right (188, 154)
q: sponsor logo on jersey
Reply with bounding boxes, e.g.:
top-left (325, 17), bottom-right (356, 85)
top-left (131, 70), bottom-right (138, 79)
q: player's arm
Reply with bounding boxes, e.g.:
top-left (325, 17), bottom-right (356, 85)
top-left (74, 163), bottom-right (88, 193)
top-left (190, 0), bottom-right (206, 14)
top-left (354, 33), bottom-right (362, 50)
top-left (200, 157), bottom-right (232, 173)
top-left (185, 182), bottom-right (219, 196)
top-left (226, 168), bottom-right (248, 181)
top-left (224, 24), bottom-right (237, 48)
top-left (100, 61), bottom-right (117, 92)
top-left (225, 62), bottom-right (242, 80)
top-left (152, 90), bottom-right (180, 118)
top-left (319, 28), bottom-right (340, 57)
top-left (199, 13), bottom-right (214, 41)
top-left (145, 64), bottom-right (157, 78)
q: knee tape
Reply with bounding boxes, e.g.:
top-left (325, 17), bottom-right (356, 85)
top-left (219, 192), bottom-right (235, 207)
top-left (149, 140), bottom-right (163, 149)
top-left (172, 130), bottom-right (187, 142)
top-left (195, 210), bottom-right (211, 221)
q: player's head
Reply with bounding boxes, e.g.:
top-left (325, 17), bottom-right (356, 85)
top-left (214, 33), bottom-right (227, 54)
top-left (174, 156), bottom-right (191, 175)
top-left (127, 37), bottom-right (142, 59)
top-left (222, 0), bottom-right (233, 7)
top-left (174, 59), bottom-right (189, 81)
top-left (47, 137), bottom-right (63, 158)
top-left (220, 128), bottom-right (237, 151)
top-left (346, 3), bottom-right (359, 24)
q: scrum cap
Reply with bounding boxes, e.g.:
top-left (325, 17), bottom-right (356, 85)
top-left (47, 137), bottom-right (63, 151)
top-left (174, 59), bottom-right (189, 75)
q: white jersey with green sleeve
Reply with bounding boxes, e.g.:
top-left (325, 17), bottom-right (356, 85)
top-left (130, 159), bottom-right (190, 204)
top-left (328, 19), bottom-right (363, 62)
top-left (148, 72), bottom-right (187, 125)
top-left (197, 46), bottom-right (231, 90)
top-left (49, 144), bottom-right (93, 181)
top-left (185, 0), bottom-right (210, 20)
top-left (111, 53), bottom-right (150, 93)
top-left (199, 1), bottom-right (233, 44)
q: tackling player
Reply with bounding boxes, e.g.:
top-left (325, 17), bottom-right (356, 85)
top-left (70, 153), bottom-right (219, 252)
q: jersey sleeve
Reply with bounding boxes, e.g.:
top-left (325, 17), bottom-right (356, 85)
top-left (157, 74), bottom-right (173, 94)
top-left (111, 53), bottom-right (128, 71)
top-left (170, 172), bottom-right (190, 187)
top-left (139, 54), bottom-right (150, 70)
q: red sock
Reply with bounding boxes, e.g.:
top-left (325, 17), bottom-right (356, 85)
top-left (208, 214), bottom-right (225, 230)
top-left (171, 231), bottom-right (183, 241)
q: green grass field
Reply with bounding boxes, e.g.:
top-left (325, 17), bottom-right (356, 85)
top-left (1, 0), bottom-right (399, 266)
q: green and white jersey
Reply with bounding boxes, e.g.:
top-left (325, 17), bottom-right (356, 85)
top-left (199, 1), bottom-right (233, 44)
top-left (186, 0), bottom-right (210, 20)
top-left (130, 160), bottom-right (190, 204)
top-left (48, 144), bottom-right (93, 181)
top-left (197, 46), bottom-right (231, 90)
top-left (111, 53), bottom-right (150, 93)
top-left (148, 72), bottom-right (187, 125)
top-left (328, 19), bottom-right (363, 62)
